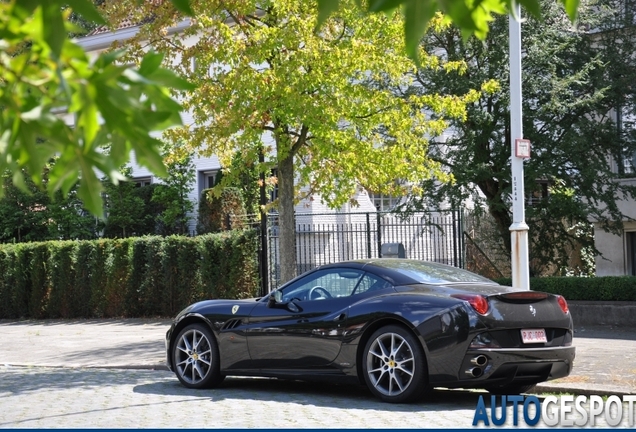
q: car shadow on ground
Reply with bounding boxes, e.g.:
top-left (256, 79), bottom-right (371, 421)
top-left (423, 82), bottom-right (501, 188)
top-left (132, 375), bottom-right (484, 412)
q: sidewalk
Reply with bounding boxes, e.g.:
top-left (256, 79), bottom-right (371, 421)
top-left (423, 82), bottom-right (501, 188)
top-left (0, 319), bottom-right (634, 396)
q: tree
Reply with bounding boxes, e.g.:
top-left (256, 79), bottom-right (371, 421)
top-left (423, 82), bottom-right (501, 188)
top-left (101, 168), bottom-right (148, 238)
top-left (0, 170), bottom-right (52, 242)
top-left (47, 188), bottom-right (101, 240)
top-left (406, 0), bottom-right (636, 275)
top-left (0, 0), bottom-right (588, 222)
top-left (197, 187), bottom-right (247, 234)
top-left (104, 0), bottom-right (479, 283)
top-left (152, 142), bottom-right (196, 235)
top-left (0, 167), bottom-right (99, 242)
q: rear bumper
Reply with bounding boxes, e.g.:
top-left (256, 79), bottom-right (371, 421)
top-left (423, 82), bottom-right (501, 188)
top-left (445, 346), bottom-right (576, 389)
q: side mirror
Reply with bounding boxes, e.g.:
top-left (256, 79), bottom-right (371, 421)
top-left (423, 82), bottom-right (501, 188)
top-left (267, 291), bottom-right (282, 308)
top-left (267, 293), bottom-right (277, 308)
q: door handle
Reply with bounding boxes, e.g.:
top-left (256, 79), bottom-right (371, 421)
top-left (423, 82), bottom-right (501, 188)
top-left (334, 313), bottom-right (347, 322)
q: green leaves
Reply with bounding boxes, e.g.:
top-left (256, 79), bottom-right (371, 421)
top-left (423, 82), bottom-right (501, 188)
top-left (169, 0), bottom-right (195, 16)
top-left (316, 0), bottom-right (579, 63)
top-left (404, 0), bottom-right (437, 63)
top-left (560, 0), bottom-right (580, 21)
top-left (0, 1), bottom-right (193, 217)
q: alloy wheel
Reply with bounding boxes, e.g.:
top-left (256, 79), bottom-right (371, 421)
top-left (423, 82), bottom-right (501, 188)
top-left (175, 327), bottom-right (213, 385)
top-left (366, 331), bottom-right (416, 397)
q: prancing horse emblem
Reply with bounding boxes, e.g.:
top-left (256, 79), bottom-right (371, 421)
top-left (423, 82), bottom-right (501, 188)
top-left (529, 305), bottom-right (536, 316)
top-left (232, 305), bottom-right (239, 315)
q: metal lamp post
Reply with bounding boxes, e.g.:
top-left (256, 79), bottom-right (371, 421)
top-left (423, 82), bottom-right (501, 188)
top-left (509, 8), bottom-right (531, 290)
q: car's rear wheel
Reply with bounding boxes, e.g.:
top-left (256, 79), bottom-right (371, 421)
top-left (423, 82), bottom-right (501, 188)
top-left (362, 325), bottom-right (428, 403)
top-left (486, 383), bottom-right (537, 395)
top-left (172, 323), bottom-right (225, 389)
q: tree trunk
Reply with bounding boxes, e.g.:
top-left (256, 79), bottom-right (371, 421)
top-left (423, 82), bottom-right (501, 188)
top-left (487, 202), bottom-right (512, 256)
top-left (478, 178), bottom-right (513, 256)
top-left (277, 141), bottom-right (296, 284)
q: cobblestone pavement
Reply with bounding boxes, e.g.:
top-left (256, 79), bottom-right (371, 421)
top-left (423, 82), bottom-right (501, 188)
top-left (1, 319), bottom-right (636, 428)
top-left (1, 366), bottom-right (635, 428)
top-left (0, 367), bottom-right (480, 428)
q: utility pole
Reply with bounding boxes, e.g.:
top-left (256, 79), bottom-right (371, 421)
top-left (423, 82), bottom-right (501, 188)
top-left (509, 9), bottom-right (531, 290)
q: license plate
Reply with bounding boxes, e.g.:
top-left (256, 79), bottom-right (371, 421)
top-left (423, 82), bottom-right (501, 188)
top-left (521, 328), bottom-right (547, 344)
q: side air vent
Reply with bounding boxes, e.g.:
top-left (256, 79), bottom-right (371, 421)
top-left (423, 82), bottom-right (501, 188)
top-left (221, 319), bottom-right (242, 331)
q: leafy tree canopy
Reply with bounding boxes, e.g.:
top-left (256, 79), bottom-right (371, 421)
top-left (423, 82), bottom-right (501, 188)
top-left (1, 0), bottom-right (586, 223)
top-left (407, 0), bottom-right (636, 275)
top-left (103, 0), bottom-right (483, 282)
top-left (315, 0), bottom-right (580, 63)
top-left (0, 166), bottom-right (99, 243)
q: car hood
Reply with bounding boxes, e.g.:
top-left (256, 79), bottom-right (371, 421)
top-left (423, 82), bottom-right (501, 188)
top-left (175, 297), bottom-right (261, 319)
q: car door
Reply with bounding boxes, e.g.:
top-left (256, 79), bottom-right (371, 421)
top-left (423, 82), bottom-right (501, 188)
top-left (245, 268), bottom-right (365, 369)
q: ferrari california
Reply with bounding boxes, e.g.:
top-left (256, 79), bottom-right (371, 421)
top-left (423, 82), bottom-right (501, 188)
top-left (165, 259), bottom-right (575, 403)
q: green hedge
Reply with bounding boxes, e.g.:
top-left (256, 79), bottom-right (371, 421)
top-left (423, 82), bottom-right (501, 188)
top-left (495, 277), bottom-right (636, 301)
top-left (0, 230), bottom-right (260, 319)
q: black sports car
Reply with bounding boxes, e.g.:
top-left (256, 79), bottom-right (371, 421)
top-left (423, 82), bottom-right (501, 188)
top-left (165, 259), bottom-right (575, 403)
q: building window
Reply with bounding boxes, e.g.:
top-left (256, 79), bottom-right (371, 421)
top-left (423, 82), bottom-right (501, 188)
top-left (199, 170), bottom-right (219, 196)
top-left (527, 179), bottom-right (551, 206)
top-left (620, 149), bottom-right (636, 176)
top-left (368, 192), bottom-right (401, 212)
top-left (133, 177), bottom-right (152, 187)
top-left (617, 105), bottom-right (636, 176)
top-left (627, 232), bottom-right (636, 276)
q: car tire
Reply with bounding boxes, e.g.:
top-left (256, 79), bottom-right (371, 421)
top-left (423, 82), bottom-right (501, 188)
top-left (486, 383), bottom-right (537, 395)
top-left (362, 325), bottom-right (428, 403)
top-left (172, 323), bottom-right (225, 389)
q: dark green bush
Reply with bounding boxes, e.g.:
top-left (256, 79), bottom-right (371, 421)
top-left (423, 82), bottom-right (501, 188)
top-left (74, 241), bottom-right (95, 318)
top-left (47, 242), bottom-right (77, 318)
top-left (0, 230), bottom-right (260, 319)
top-left (494, 277), bottom-right (636, 301)
top-left (89, 240), bottom-right (110, 317)
top-left (13, 244), bottom-right (33, 319)
top-left (28, 243), bottom-right (49, 319)
top-left (197, 187), bottom-right (246, 234)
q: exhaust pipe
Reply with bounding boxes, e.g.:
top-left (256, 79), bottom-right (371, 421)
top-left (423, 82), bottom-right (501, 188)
top-left (471, 355), bottom-right (488, 367)
top-left (466, 367), bottom-right (483, 378)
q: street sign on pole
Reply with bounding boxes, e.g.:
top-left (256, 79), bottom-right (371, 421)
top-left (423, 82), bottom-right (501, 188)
top-left (515, 139), bottom-right (531, 159)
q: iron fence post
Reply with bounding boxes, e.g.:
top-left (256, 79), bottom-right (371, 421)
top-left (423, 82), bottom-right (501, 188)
top-left (377, 212), bottom-right (382, 257)
top-left (452, 209), bottom-right (458, 267)
top-left (366, 213), bottom-right (372, 258)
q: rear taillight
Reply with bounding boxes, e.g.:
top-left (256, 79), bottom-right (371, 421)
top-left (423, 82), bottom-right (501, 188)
top-left (557, 295), bottom-right (569, 314)
top-left (452, 294), bottom-right (489, 315)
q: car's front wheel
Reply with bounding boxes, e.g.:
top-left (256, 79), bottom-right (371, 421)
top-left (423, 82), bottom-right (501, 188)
top-left (172, 323), bottom-right (225, 389)
top-left (362, 325), bottom-right (428, 403)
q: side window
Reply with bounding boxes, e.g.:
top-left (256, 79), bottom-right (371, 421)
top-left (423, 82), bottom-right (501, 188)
top-left (281, 269), bottom-right (364, 301)
top-left (353, 273), bottom-right (392, 296)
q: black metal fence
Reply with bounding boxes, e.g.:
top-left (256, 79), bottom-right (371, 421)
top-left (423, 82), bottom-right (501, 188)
top-left (264, 209), bottom-right (465, 291)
